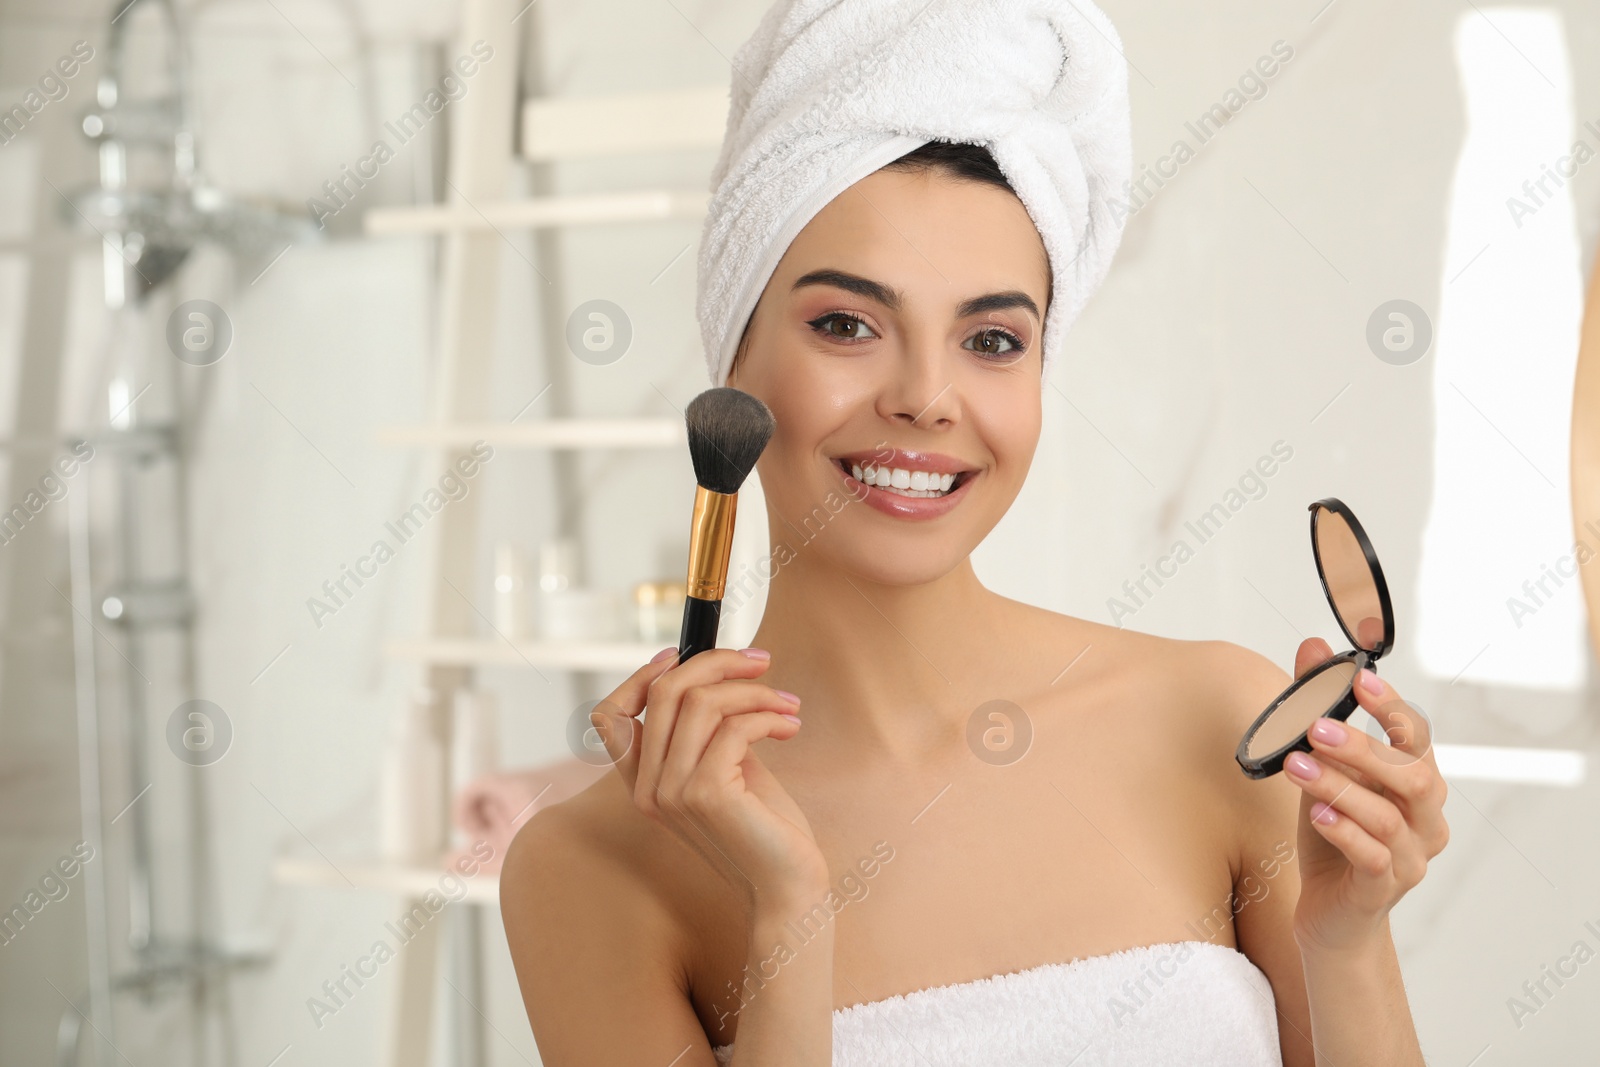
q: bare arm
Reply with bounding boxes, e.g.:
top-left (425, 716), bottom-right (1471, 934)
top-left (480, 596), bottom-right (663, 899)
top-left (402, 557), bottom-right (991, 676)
top-left (725, 892), bottom-right (836, 1066)
top-left (500, 800), bottom-right (717, 1064)
top-left (1234, 818), bottom-right (1421, 1067)
top-left (503, 648), bottom-right (836, 1064)
top-left (1214, 641), bottom-right (1316, 1067)
top-left (500, 801), bottom-right (836, 1065)
top-left (1220, 640), bottom-right (1440, 1067)
top-left (1298, 923), bottom-right (1420, 1067)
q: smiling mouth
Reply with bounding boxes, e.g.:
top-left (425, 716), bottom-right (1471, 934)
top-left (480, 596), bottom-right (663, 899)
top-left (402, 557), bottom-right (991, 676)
top-left (833, 458), bottom-right (975, 498)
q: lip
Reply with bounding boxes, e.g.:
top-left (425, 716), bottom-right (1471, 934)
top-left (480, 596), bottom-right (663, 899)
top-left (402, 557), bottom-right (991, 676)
top-left (832, 447), bottom-right (974, 476)
top-left (830, 448), bottom-right (981, 520)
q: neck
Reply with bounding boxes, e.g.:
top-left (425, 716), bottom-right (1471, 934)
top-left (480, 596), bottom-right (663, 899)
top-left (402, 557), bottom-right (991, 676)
top-left (743, 520), bottom-right (1005, 758)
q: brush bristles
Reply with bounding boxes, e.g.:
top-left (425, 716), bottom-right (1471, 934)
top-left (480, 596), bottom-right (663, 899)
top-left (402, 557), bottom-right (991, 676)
top-left (685, 387), bottom-right (775, 495)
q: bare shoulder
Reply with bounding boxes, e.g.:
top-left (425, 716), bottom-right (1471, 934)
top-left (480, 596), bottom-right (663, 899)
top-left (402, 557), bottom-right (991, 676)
top-left (501, 769), bottom-right (676, 947)
top-left (1006, 599), bottom-right (1299, 856)
top-left (1106, 630), bottom-right (1297, 788)
top-left (502, 772), bottom-right (643, 962)
top-left (1169, 637), bottom-right (1294, 731)
top-left (1155, 636), bottom-right (1303, 865)
top-left (500, 771), bottom-right (707, 1061)
top-left (1005, 596), bottom-right (1291, 730)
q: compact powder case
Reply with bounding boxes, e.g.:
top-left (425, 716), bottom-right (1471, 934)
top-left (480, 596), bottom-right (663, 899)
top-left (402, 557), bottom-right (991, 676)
top-left (1236, 498), bottom-right (1395, 779)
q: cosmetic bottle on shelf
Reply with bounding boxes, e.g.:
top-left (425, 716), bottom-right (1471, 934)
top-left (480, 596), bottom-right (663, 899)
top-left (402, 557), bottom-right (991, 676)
top-left (378, 688), bottom-right (445, 866)
top-left (535, 536), bottom-right (622, 640)
top-left (450, 687), bottom-right (500, 799)
top-left (538, 537), bottom-right (577, 598)
top-left (539, 589), bottom-right (623, 640)
top-left (633, 580), bottom-right (686, 643)
top-left (493, 542), bottom-right (531, 639)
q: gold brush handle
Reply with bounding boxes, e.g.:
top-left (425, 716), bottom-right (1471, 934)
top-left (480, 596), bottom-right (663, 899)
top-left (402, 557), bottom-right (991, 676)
top-left (684, 485), bottom-right (737, 601)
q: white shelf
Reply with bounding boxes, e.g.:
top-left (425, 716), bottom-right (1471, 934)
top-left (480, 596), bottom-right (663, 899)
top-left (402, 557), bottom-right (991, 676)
top-left (521, 85), bottom-right (727, 160)
top-left (386, 637), bottom-right (664, 671)
top-left (274, 855), bottom-right (500, 905)
top-left (364, 189), bottom-right (708, 235)
top-left (377, 418), bottom-right (682, 449)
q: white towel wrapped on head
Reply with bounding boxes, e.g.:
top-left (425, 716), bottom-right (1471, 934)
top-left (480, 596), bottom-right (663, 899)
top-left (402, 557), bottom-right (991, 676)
top-left (696, 0), bottom-right (1134, 386)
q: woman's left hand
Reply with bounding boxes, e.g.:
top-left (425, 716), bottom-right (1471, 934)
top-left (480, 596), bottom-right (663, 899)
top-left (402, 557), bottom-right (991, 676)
top-left (1282, 637), bottom-right (1450, 954)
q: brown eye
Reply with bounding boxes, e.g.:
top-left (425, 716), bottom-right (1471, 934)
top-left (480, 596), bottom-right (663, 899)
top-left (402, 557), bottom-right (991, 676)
top-left (966, 327), bottom-right (1023, 358)
top-left (807, 312), bottom-right (878, 341)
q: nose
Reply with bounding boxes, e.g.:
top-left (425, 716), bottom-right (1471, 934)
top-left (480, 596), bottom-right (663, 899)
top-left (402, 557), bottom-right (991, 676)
top-left (877, 340), bottom-right (959, 430)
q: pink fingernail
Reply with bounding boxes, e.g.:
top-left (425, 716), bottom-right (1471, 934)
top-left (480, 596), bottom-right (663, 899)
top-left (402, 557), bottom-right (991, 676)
top-left (1311, 802), bottom-right (1338, 825)
top-left (651, 647), bottom-right (678, 663)
top-left (1284, 752), bottom-right (1321, 780)
top-left (1358, 668), bottom-right (1383, 695)
top-left (1309, 718), bottom-right (1347, 745)
top-left (774, 689), bottom-right (801, 705)
top-left (780, 713), bottom-right (801, 725)
top-left (740, 647), bottom-right (771, 660)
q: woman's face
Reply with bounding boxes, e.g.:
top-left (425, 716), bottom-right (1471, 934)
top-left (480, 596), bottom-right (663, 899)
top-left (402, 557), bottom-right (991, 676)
top-left (728, 165), bottom-right (1049, 586)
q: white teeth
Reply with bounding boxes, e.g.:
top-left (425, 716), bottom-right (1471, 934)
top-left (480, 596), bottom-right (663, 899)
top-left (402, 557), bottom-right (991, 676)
top-left (843, 461), bottom-right (963, 498)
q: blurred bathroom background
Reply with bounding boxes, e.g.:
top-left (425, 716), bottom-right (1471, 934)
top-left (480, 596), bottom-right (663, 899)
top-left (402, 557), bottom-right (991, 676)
top-left (1, 0), bottom-right (1598, 1063)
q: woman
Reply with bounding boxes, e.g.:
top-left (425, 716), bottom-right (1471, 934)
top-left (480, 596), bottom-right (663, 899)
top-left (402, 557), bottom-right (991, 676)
top-left (501, 4), bottom-right (1449, 1064)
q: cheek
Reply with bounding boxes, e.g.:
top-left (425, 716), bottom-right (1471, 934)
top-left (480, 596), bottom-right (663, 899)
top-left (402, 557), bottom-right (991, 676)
top-left (758, 405), bottom-right (850, 509)
top-left (756, 357), bottom-right (878, 463)
top-left (969, 382), bottom-right (1042, 477)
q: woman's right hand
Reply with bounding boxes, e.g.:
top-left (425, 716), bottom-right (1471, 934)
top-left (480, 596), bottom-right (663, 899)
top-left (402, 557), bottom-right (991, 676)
top-left (592, 646), bottom-right (828, 911)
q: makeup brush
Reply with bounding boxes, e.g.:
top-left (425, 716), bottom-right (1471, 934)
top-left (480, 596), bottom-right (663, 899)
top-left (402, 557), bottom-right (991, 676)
top-left (678, 387), bottom-right (776, 662)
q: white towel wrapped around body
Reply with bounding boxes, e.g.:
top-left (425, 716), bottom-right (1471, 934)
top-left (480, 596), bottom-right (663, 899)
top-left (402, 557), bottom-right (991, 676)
top-left (697, 0), bottom-right (1134, 386)
top-left (711, 940), bottom-right (1284, 1065)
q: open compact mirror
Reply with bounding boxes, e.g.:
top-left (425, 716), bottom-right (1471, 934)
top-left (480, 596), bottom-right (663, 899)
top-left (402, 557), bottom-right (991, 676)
top-left (1236, 498), bottom-right (1395, 779)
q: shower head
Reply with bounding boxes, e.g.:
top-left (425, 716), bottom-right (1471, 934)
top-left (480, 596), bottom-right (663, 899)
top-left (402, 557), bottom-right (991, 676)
top-left (69, 0), bottom-right (319, 305)
top-left (63, 184), bottom-right (319, 299)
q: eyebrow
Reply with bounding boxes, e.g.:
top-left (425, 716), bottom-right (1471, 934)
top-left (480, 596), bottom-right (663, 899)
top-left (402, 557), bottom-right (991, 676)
top-left (790, 268), bottom-right (1040, 321)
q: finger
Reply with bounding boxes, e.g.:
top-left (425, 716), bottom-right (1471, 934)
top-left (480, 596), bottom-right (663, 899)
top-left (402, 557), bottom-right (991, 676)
top-left (685, 711), bottom-right (805, 820)
top-left (582, 645), bottom-right (677, 798)
top-left (1300, 724), bottom-right (1383, 793)
top-left (640, 647), bottom-right (776, 718)
top-left (602, 646), bottom-right (681, 718)
top-left (1293, 637), bottom-right (1335, 681)
top-left (1283, 750), bottom-right (1408, 847)
top-left (650, 712), bottom-right (802, 885)
top-left (1299, 785), bottom-right (1397, 889)
top-left (591, 702), bottom-right (644, 793)
top-left (1304, 712), bottom-right (1448, 853)
top-left (655, 681), bottom-right (802, 800)
top-left (636, 649), bottom-right (775, 816)
top-left (1352, 669), bottom-right (1434, 760)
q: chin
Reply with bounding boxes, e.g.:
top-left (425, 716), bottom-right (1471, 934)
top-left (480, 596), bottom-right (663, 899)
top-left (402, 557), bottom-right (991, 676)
top-left (831, 539), bottom-right (976, 587)
top-left (764, 483), bottom-right (992, 588)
